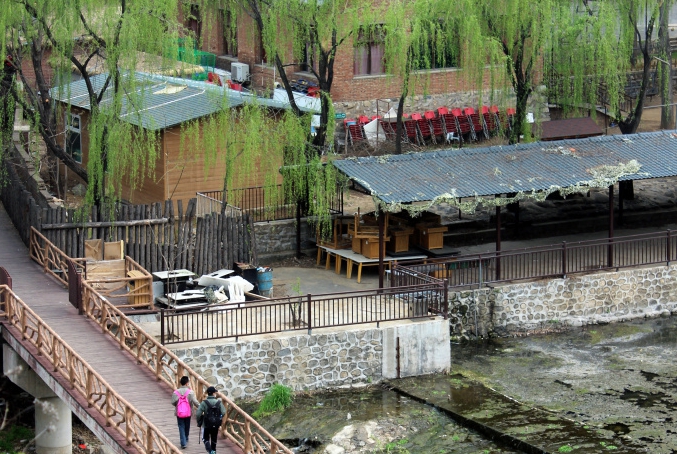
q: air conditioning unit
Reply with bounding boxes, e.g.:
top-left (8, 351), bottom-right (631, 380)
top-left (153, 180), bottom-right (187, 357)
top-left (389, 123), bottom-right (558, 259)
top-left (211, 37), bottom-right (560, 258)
top-left (231, 62), bottom-right (249, 83)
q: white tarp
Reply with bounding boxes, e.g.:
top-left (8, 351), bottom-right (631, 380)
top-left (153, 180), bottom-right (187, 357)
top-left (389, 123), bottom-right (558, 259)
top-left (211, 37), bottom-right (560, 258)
top-left (272, 88), bottom-right (321, 113)
top-left (363, 118), bottom-right (387, 146)
top-left (382, 107), bottom-right (399, 120)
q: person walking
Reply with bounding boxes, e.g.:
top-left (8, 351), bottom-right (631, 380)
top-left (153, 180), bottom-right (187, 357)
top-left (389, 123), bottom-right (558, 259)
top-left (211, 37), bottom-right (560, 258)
top-left (196, 386), bottom-right (226, 454)
top-left (172, 376), bottom-right (200, 449)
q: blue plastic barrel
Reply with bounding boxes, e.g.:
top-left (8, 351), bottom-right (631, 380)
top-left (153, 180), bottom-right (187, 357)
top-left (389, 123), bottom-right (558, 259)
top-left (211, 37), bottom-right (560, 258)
top-left (257, 270), bottom-right (273, 297)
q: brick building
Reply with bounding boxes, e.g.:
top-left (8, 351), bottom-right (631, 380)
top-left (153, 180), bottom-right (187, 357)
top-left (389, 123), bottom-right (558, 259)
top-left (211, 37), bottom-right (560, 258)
top-left (179, 3), bottom-right (519, 120)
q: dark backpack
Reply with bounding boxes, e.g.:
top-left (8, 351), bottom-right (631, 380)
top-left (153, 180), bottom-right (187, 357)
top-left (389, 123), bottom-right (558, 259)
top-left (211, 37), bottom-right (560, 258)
top-left (204, 399), bottom-right (222, 430)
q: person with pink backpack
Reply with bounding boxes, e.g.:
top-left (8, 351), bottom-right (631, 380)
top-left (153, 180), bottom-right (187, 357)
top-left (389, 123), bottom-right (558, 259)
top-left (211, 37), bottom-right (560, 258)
top-left (172, 376), bottom-right (200, 449)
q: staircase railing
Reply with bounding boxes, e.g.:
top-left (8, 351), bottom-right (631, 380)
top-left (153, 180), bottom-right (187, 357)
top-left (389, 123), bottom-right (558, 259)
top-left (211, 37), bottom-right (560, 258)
top-left (0, 283), bottom-right (177, 454)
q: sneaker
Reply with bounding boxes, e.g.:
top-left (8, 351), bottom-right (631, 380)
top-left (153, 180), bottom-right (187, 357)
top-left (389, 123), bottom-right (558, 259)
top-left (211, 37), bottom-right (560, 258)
top-left (210, 451), bottom-right (216, 454)
top-left (181, 446), bottom-right (186, 450)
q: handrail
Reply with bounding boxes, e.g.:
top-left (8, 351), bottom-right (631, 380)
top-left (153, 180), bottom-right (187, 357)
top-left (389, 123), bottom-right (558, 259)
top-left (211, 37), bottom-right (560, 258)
top-left (159, 282), bottom-right (447, 345)
top-left (30, 227), bottom-right (153, 310)
top-left (0, 285), bottom-right (178, 454)
top-left (29, 227), bottom-right (86, 287)
top-left (400, 229), bottom-right (677, 289)
top-left (80, 281), bottom-right (293, 454)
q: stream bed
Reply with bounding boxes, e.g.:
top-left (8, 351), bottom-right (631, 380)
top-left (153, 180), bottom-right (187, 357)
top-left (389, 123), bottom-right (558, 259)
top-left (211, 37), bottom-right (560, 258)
top-left (249, 315), bottom-right (677, 453)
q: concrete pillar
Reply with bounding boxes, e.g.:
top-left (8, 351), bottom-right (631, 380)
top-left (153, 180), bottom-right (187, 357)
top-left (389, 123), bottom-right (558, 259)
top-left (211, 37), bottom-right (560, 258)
top-left (3, 345), bottom-right (72, 454)
top-left (34, 396), bottom-right (72, 454)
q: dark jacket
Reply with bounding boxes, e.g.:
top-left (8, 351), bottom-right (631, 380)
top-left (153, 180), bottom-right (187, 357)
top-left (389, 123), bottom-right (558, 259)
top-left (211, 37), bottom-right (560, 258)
top-left (196, 396), bottom-right (227, 427)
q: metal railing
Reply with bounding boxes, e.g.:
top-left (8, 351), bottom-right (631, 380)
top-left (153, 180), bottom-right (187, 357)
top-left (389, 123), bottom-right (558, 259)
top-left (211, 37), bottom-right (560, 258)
top-left (159, 281), bottom-right (447, 345)
top-left (81, 281), bottom-right (292, 454)
top-left (398, 230), bottom-right (677, 289)
top-left (0, 283), bottom-right (177, 454)
top-left (197, 184), bottom-right (344, 222)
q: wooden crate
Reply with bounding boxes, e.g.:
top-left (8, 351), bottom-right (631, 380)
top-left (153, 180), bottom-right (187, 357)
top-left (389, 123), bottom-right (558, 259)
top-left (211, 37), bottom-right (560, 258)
top-left (127, 270), bottom-right (147, 306)
top-left (352, 237), bottom-right (362, 254)
top-left (387, 227), bottom-right (414, 253)
top-left (414, 224), bottom-right (448, 250)
top-left (361, 238), bottom-right (380, 259)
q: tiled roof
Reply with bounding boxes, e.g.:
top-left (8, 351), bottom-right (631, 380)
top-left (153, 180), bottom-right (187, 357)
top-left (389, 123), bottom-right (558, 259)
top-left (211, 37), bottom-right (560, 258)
top-left (539, 117), bottom-right (604, 141)
top-left (333, 131), bottom-right (677, 204)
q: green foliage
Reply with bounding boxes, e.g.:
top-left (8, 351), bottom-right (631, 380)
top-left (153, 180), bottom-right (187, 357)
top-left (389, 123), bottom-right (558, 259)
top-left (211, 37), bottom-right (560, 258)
top-left (252, 383), bottom-right (293, 419)
top-left (0, 424), bottom-right (34, 453)
top-left (558, 444), bottom-right (574, 453)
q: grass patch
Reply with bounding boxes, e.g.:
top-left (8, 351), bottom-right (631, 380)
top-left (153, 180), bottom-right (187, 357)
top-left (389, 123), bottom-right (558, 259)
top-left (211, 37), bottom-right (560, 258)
top-left (252, 384), bottom-right (293, 419)
top-left (0, 425), bottom-right (34, 453)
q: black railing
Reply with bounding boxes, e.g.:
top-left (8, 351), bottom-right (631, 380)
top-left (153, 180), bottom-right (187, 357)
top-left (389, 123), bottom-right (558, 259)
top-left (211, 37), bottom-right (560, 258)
top-left (397, 230), bottom-right (677, 289)
top-left (160, 281), bottom-right (446, 345)
top-left (197, 184), bottom-right (344, 222)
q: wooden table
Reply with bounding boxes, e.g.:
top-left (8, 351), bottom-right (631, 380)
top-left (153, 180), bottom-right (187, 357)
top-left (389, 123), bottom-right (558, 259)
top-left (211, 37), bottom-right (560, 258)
top-left (319, 246), bottom-right (426, 283)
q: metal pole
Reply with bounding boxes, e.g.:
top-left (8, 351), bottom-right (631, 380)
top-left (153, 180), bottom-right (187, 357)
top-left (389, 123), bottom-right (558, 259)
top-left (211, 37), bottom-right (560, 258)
top-left (160, 309), bottom-right (165, 345)
top-left (378, 208), bottom-right (385, 289)
top-left (495, 203), bottom-right (501, 281)
top-left (608, 184), bottom-right (614, 268)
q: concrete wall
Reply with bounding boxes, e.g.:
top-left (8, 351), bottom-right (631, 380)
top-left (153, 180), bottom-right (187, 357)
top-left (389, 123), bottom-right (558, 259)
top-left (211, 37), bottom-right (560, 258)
top-left (171, 318), bottom-right (449, 399)
top-left (449, 264), bottom-right (677, 338)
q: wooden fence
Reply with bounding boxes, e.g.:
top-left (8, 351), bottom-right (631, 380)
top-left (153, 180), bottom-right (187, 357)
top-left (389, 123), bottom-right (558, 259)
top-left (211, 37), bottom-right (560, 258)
top-left (1, 162), bottom-right (255, 275)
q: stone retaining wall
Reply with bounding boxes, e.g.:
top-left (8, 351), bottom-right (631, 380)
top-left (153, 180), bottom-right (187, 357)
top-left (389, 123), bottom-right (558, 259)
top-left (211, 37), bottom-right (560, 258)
top-left (449, 265), bottom-right (677, 338)
top-left (253, 219), bottom-right (313, 262)
top-left (172, 319), bottom-right (449, 399)
top-left (333, 86), bottom-right (549, 124)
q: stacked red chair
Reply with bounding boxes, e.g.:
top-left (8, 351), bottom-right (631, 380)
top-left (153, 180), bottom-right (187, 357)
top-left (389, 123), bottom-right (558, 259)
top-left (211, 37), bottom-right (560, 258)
top-left (451, 107), bottom-right (474, 142)
top-left (464, 107), bottom-right (488, 140)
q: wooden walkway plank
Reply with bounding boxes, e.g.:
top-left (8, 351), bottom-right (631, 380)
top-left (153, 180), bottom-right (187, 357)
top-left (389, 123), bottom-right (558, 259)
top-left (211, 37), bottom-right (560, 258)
top-left (0, 204), bottom-right (243, 454)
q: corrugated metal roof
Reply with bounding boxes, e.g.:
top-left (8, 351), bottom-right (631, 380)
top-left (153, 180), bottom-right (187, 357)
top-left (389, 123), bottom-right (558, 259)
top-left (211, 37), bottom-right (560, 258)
top-left (50, 73), bottom-right (243, 130)
top-left (49, 72), bottom-right (319, 131)
top-left (333, 131), bottom-right (677, 205)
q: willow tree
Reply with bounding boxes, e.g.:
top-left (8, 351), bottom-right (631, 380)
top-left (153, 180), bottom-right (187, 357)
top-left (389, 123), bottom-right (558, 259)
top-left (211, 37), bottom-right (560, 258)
top-left (0, 0), bottom-right (185, 204)
top-left (547, 1), bottom-right (666, 135)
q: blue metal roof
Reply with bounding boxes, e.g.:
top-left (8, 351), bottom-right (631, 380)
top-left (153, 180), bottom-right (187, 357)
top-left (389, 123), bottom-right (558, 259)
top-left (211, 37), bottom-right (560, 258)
top-left (49, 72), bottom-right (322, 131)
top-left (333, 131), bottom-right (677, 205)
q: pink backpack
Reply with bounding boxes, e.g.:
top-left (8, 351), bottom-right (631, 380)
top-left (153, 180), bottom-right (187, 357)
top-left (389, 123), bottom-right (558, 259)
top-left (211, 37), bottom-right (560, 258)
top-left (174, 389), bottom-right (191, 418)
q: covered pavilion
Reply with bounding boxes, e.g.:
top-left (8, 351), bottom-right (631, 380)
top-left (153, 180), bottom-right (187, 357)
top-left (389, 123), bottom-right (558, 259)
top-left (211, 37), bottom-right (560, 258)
top-left (332, 130), bottom-right (677, 286)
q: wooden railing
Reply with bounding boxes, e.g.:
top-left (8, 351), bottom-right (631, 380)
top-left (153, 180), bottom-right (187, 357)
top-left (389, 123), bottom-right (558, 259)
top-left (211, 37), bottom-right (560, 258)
top-left (29, 227), bottom-right (85, 287)
top-left (30, 227), bottom-right (153, 310)
top-left (81, 281), bottom-right (293, 454)
top-left (0, 284), bottom-right (178, 454)
top-left (84, 256), bottom-right (154, 310)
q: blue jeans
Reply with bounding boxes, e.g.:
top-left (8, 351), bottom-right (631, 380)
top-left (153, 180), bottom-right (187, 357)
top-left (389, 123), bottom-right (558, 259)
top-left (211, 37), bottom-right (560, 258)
top-left (177, 416), bottom-right (191, 447)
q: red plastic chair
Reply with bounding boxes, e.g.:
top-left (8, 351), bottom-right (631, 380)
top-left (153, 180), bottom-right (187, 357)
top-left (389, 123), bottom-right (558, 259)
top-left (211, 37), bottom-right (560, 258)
top-left (464, 107), bottom-right (487, 140)
top-left (403, 118), bottom-right (421, 145)
top-left (424, 111), bottom-right (445, 143)
top-left (379, 120), bottom-right (397, 141)
top-left (481, 106), bottom-right (498, 136)
top-left (452, 108), bottom-right (474, 142)
top-left (441, 113), bottom-right (461, 144)
top-left (357, 115), bottom-right (370, 125)
top-left (413, 112), bottom-right (435, 145)
top-left (437, 107), bottom-right (449, 116)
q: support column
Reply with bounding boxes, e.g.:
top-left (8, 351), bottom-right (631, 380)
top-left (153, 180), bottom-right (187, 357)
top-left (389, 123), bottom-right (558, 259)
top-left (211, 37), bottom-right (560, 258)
top-left (3, 345), bottom-right (72, 454)
top-left (34, 396), bottom-right (72, 454)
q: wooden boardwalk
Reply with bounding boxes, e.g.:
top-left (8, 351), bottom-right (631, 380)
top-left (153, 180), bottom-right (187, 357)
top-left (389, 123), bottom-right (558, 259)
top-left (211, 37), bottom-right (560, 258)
top-left (0, 204), bottom-right (243, 453)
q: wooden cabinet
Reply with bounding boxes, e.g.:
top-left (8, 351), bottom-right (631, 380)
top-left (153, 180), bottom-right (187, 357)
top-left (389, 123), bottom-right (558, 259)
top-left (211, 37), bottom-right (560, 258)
top-left (414, 224), bottom-right (447, 250)
top-left (387, 227), bottom-right (414, 253)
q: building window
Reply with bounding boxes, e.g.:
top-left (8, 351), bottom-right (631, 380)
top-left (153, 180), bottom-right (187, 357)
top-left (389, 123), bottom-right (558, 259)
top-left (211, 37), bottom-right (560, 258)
top-left (411, 34), bottom-right (459, 71)
top-left (354, 26), bottom-right (385, 76)
top-left (221, 9), bottom-right (237, 57)
top-left (65, 113), bottom-right (82, 164)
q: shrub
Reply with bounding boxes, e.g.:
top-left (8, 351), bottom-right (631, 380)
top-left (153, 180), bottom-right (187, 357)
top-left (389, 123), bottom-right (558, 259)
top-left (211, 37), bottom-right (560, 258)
top-left (252, 384), bottom-right (293, 419)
